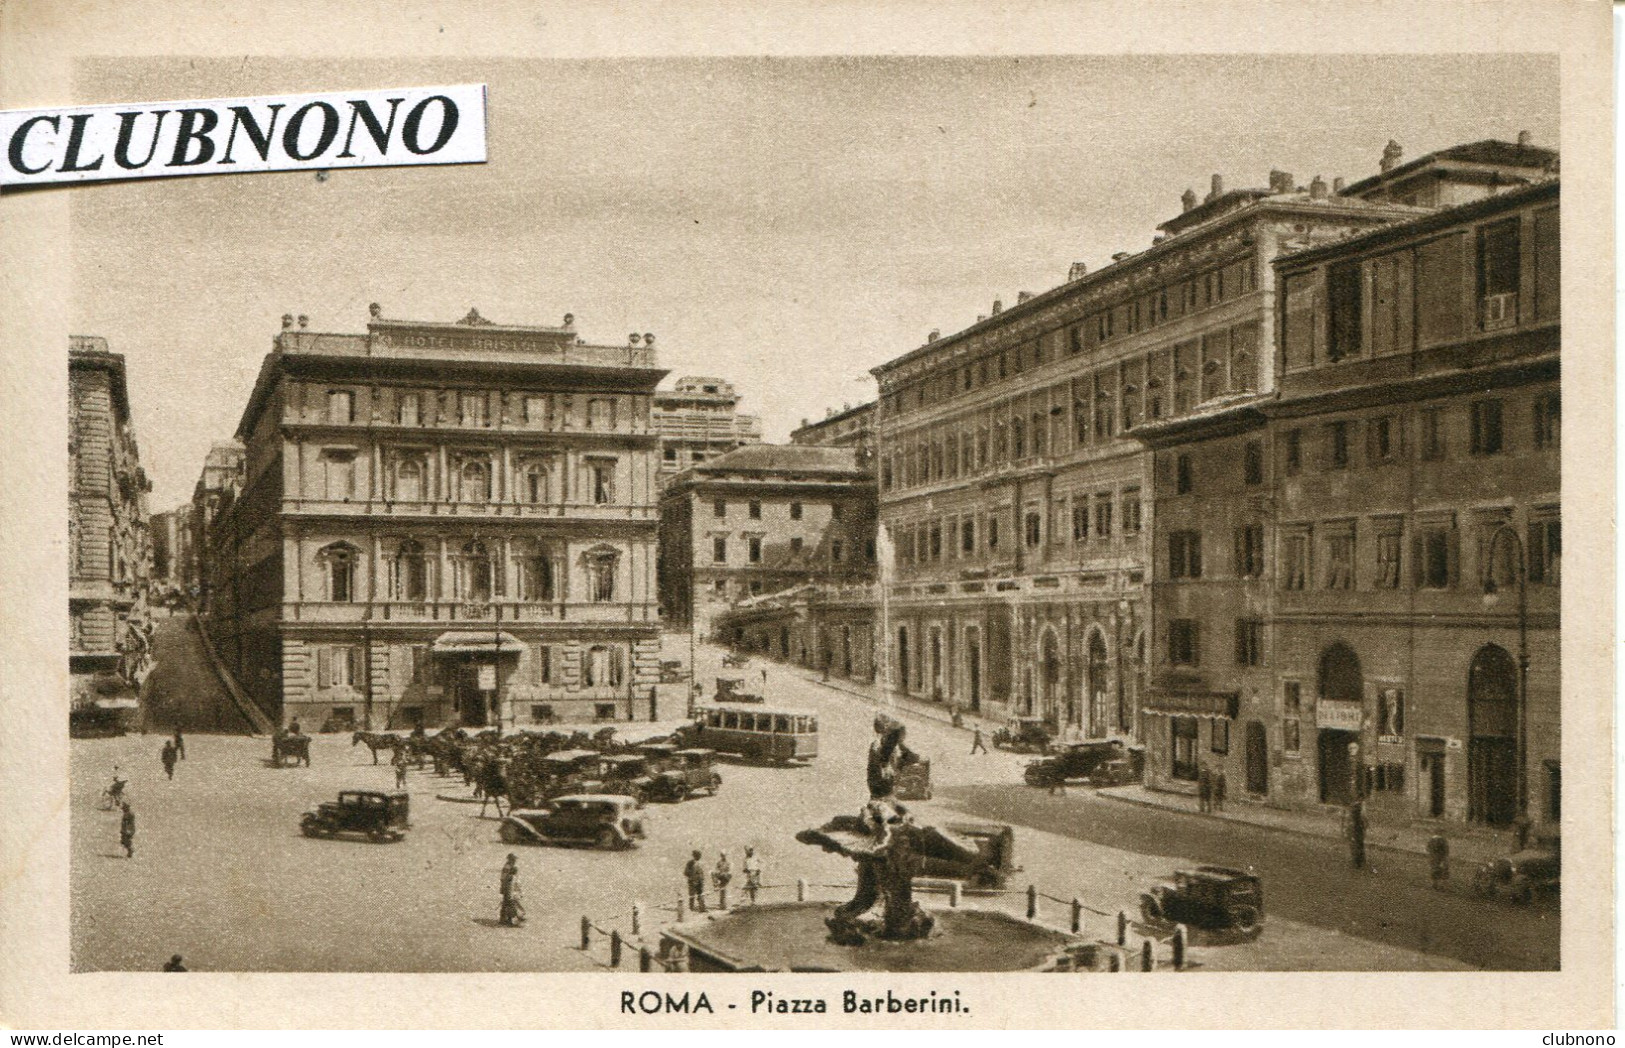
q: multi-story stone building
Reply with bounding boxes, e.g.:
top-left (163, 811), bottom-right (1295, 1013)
top-left (658, 443), bottom-right (877, 634)
top-left (652, 375), bottom-right (761, 490)
top-left (791, 401), bottom-right (877, 471)
top-left (70, 337), bottom-right (153, 708)
top-left (190, 440), bottom-right (243, 612)
top-left (204, 306), bottom-right (667, 730)
top-left (150, 504), bottom-right (194, 600)
top-left (1132, 138), bottom-right (1558, 833)
top-left (871, 169), bottom-right (1419, 733)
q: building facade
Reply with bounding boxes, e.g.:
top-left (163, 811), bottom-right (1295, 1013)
top-left (150, 504), bottom-right (194, 600)
top-left (204, 306), bottom-right (667, 731)
top-left (652, 375), bottom-right (762, 490)
top-left (870, 169), bottom-right (1417, 732)
top-left (712, 582), bottom-right (879, 683)
top-left (190, 441), bottom-right (244, 612)
top-left (791, 401), bottom-right (878, 471)
top-left (658, 444), bottom-right (877, 634)
top-left (1132, 140), bottom-right (1558, 831)
top-left (70, 337), bottom-right (153, 705)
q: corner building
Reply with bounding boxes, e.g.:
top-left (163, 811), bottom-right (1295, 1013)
top-left (872, 172), bottom-right (1417, 734)
top-left (208, 307), bottom-right (666, 730)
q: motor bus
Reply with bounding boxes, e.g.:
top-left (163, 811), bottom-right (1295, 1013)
top-left (689, 704), bottom-right (818, 764)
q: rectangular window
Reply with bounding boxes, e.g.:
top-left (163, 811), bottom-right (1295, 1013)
top-left (749, 500), bottom-right (762, 520)
top-left (322, 450), bottom-right (356, 501)
top-left (1376, 532), bottom-right (1402, 589)
top-left (1243, 440), bottom-right (1264, 486)
top-left (1376, 687), bottom-right (1406, 737)
top-left (397, 393), bottom-right (420, 426)
top-left (790, 536), bottom-right (803, 555)
top-left (1234, 619), bottom-right (1263, 667)
top-left (1169, 531), bottom-right (1203, 579)
top-left (587, 397), bottom-right (616, 430)
top-left (1283, 718), bottom-right (1300, 754)
top-left (1367, 415), bottom-right (1398, 464)
top-left (714, 499), bottom-right (726, 518)
top-left (1234, 524), bottom-right (1264, 578)
top-left (1122, 488), bottom-right (1142, 534)
top-left (1284, 429), bottom-right (1302, 474)
top-left (712, 537), bottom-right (727, 563)
top-left (1419, 408), bottom-right (1445, 460)
top-left (1171, 717), bottom-right (1199, 781)
top-left (929, 524), bottom-right (942, 561)
top-left (1282, 534), bottom-right (1309, 590)
top-left (1072, 502), bottom-right (1089, 542)
top-left (1169, 619), bottom-right (1199, 667)
top-left (525, 395), bottom-right (549, 425)
top-left (1533, 392), bottom-right (1560, 449)
top-left (790, 501), bottom-right (803, 520)
top-left (987, 515), bottom-right (999, 550)
top-left (1327, 421), bottom-right (1350, 468)
top-left (1470, 400), bottom-right (1504, 455)
top-left (1416, 526), bottom-right (1454, 590)
top-left (1477, 218), bottom-right (1521, 330)
top-left (1091, 495), bottom-right (1111, 539)
top-left (1025, 512), bottom-right (1041, 548)
top-left (328, 389), bottom-right (354, 424)
top-left (410, 644), bottom-right (430, 683)
top-left (1327, 261), bottom-right (1363, 361)
top-left (748, 537), bottom-right (762, 563)
top-left (590, 461), bottom-right (616, 504)
top-left (1175, 453), bottom-right (1193, 495)
top-left (961, 518), bottom-right (975, 554)
top-left (1211, 717), bottom-right (1231, 754)
top-left (1283, 681), bottom-right (1302, 714)
top-left (1528, 514), bottom-right (1560, 584)
top-left (1324, 533), bottom-right (1355, 590)
top-left (460, 393), bottom-right (487, 427)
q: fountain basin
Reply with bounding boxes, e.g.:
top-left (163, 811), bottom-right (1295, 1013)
top-left (661, 902), bottom-right (1089, 972)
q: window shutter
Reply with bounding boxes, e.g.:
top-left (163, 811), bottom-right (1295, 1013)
top-left (1411, 534), bottom-right (1425, 589)
top-left (317, 647), bottom-right (331, 689)
top-left (1416, 233), bottom-right (1467, 346)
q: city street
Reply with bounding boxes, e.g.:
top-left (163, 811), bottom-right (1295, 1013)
top-left (71, 640), bottom-right (1545, 973)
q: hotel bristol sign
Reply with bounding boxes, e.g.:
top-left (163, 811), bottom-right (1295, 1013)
top-left (2, 84), bottom-right (486, 187)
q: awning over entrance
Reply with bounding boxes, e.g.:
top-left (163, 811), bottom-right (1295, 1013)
top-left (1142, 690), bottom-right (1239, 720)
top-left (432, 631), bottom-right (525, 655)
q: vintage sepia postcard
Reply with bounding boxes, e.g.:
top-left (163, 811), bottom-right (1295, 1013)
top-left (0, 0), bottom-right (1613, 1031)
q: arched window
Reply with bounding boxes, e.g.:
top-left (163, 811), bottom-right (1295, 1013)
top-left (393, 540), bottom-right (427, 601)
top-left (1317, 642), bottom-right (1362, 703)
top-left (394, 457), bottom-right (424, 502)
top-left (459, 459), bottom-right (490, 504)
top-left (521, 461), bottom-right (550, 504)
top-left (519, 547), bottom-right (555, 601)
top-left (318, 542), bottom-right (360, 602)
top-left (459, 540), bottom-right (493, 601)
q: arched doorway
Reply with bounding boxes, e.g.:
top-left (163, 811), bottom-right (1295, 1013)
top-left (1467, 644), bottom-right (1518, 825)
top-left (1245, 721), bottom-right (1269, 794)
top-left (1316, 642), bottom-right (1362, 805)
top-left (1087, 631), bottom-right (1109, 739)
top-left (896, 627), bottom-right (910, 692)
top-left (1040, 630), bottom-right (1062, 725)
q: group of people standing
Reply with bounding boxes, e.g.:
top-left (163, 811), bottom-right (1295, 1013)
top-left (683, 846), bottom-right (764, 911)
top-left (1197, 762), bottom-right (1227, 813)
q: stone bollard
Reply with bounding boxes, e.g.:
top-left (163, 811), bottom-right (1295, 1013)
top-left (610, 929), bottom-right (623, 968)
top-left (719, 886), bottom-right (728, 911)
top-left (949, 881), bottom-right (962, 908)
top-left (1071, 897), bottom-right (1083, 934)
top-left (797, 878), bottom-right (808, 902)
top-left (580, 916), bottom-right (591, 951)
top-left (1026, 884), bottom-right (1038, 920)
top-left (631, 902), bottom-right (643, 938)
top-left (1173, 924), bottom-right (1187, 971)
top-left (1116, 910), bottom-right (1128, 945)
top-left (676, 894), bottom-right (686, 921)
top-left (639, 945), bottom-right (653, 973)
top-left (1141, 939), bottom-right (1155, 972)
top-left (1108, 950), bottom-right (1121, 972)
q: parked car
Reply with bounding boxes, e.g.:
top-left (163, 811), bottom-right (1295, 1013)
top-left (1023, 739), bottom-right (1126, 787)
top-left (596, 754), bottom-right (657, 805)
top-left (300, 790), bottom-right (410, 843)
top-left (1087, 755), bottom-right (1141, 788)
top-left (670, 748), bottom-right (722, 797)
top-left (1472, 837), bottom-right (1560, 904)
top-left (1140, 866), bottom-right (1263, 935)
top-left (713, 677), bottom-right (764, 704)
top-left (536, 749), bottom-right (604, 796)
top-left (499, 795), bottom-right (645, 849)
top-left (992, 716), bottom-right (1053, 754)
top-left (633, 742), bottom-right (700, 803)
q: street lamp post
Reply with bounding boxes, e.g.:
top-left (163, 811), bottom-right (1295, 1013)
top-left (1483, 523), bottom-right (1530, 847)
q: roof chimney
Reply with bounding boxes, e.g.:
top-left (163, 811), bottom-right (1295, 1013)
top-left (1380, 139), bottom-right (1403, 173)
top-left (990, 299), bottom-right (1003, 315)
top-left (1207, 173), bottom-right (1225, 202)
top-left (1268, 170), bottom-right (1294, 194)
top-left (629, 333), bottom-right (641, 346)
top-left (1517, 130), bottom-right (1533, 148)
top-left (368, 302), bottom-right (382, 319)
top-left (562, 313), bottom-right (575, 330)
top-left (1111, 251), bottom-right (1130, 263)
top-left (1016, 291), bottom-right (1033, 304)
top-left (927, 329), bottom-right (940, 342)
top-left (1068, 261), bottom-right (1088, 281)
top-left (976, 315), bottom-right (988, 323)
top-left (281, 314), bottom-right (294, 330)
top-left (1180, 188), bottom-right (1198, 212)
top-left (1332, 176), bottom-right (1346, 194)
top-left (801, 417), bottom-right (809, 428)
top-left (643, 332), bottom-right (655, 347)
top-left (1309, 174), bottom-right (1329, 201)
top-left (297, 314), bottom-right (309, 329)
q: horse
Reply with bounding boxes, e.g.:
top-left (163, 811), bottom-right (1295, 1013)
top-left (351, 731), bottom-right (405, 765)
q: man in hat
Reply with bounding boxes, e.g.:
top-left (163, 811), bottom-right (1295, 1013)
top-left (684, 850), bottom-right (709, 912)
top-left (119, 801), bottom-right (136, 858)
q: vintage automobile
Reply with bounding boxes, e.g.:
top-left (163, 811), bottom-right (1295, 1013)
top-left (1023, 739), bottom-right (1127, 787)
top-left (916, 821), bottom-right (1017, 889)
top-left (596, 754), bottom-right (658, 806)
top-left (669, 748), bottom-right (723, 797)
top-left (1139, 866), bottom-right (1264, 935)
top-left (299, 790), bottom-right (410, 842)
top-left (631, 743), bottom-right (700, 803)
top-left (992, 716), bottom-right (1054, 755)
top-left (713, 677), bottom-right (765, 704)
top-left (1472, 837), bottom-right (1560, 904)
top-left (894, 758), bottom-right (932, 801)
top-left (498, 795), bottom-right (645, 850)
top-left (1087, 754), bottom-right (1142, 788)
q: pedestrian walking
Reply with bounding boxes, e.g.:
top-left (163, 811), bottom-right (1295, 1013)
top-left (713, 850), bottom-right (733, 901)
top-left (1426, 833), bottom-right (1450, 890)
top-left (969, 726), bottom-right (988, 755)
top-left (684, 850), bottom-right (709, 912)
top-left (499, 854), bottom-right (526, 926)
top-left (393, 748), bottom-right (408, 789)
top-left (1214, 769), bottom-right (1227, 813)
top-left (163, 955), bottom-right (187, 972)
top-left (119, 802), bottom-right (136, 858)
top-left (172, 729), bottom-right (186, 761)
top-left (742, 846), bottom-right (763, 905)
top-left (1346, 799), bottom-right (1367, 870)
top-left (160, 740), bottom-right (177, 781)
top-left (1198, 765), bottom-right (1212, 813)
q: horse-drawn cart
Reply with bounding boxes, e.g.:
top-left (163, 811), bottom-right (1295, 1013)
top-left (271, 731), bottom-right (311, 767)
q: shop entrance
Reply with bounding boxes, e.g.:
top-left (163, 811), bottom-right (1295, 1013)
top-left (1244, 720), bottom-right (1268, 795)
top-left (1417, 742), bottom-right (1447, 818)
top-left (1467, 644), bottom-right (1518, 826)
top-left (1318, 729), bottom-right (1357, 805)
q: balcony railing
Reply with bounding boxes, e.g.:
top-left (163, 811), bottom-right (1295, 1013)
top-left (284, 498), bottom-right (658, 522)
top-left (282, 600), bottom-right (658, 624)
